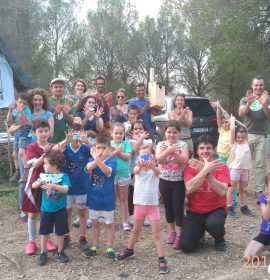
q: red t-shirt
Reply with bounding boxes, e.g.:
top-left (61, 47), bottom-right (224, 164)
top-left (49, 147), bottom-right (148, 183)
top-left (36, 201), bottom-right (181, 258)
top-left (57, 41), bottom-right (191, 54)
top-left (184, 164), bottom-right (231, 213)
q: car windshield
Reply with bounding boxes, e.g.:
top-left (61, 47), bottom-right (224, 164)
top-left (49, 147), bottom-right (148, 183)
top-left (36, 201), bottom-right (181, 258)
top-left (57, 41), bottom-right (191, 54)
top-left (185, 100), bottom-right (214, 116)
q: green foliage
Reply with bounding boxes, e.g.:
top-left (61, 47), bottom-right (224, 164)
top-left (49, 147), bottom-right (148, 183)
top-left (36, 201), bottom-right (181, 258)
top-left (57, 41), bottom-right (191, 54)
top-left (28, 0), bottom-right (270, 112)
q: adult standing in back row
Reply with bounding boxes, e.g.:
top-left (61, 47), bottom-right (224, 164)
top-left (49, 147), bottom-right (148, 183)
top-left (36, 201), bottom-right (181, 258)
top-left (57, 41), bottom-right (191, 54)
top-left (49, 78), bottom-right (76, 143)
top-left (128, 83), bottom-right (160, 136)
top-left (238, 76), bottom-right (270, 197)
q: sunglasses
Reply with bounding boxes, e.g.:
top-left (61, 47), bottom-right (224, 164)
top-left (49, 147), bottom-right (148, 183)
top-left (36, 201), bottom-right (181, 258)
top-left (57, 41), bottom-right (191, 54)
top-left (117, 96), bottom-right (125, 99)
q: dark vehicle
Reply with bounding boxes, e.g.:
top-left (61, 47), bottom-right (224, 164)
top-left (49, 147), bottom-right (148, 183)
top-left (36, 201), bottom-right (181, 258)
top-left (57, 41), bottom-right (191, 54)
top-left (153, 96), bottom-right (218, 148)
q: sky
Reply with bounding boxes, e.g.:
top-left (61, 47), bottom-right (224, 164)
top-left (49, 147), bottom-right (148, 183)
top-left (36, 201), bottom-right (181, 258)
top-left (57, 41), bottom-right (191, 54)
top-left (78, 0), bottom-right (163, 21)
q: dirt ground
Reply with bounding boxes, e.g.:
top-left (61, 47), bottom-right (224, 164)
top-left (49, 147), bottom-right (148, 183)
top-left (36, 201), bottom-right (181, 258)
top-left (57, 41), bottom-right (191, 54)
top-left (0, 187), bottom-right (270, 280)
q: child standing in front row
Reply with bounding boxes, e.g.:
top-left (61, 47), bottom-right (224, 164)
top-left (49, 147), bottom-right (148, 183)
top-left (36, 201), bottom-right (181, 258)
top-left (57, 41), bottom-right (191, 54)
top-left (243, 182), bottom-right (270, 258)
top-left (128, 120), bottom-right (152, 226)
top-left (56, 124), bottom-right (91, 252)
top-left (32, 150), bottom-right (70, 266)
top-left (22, 119), bottom-right (56, 255)
top-left (111, 122), bottom-right (133, 231)
top-left (226, 116), bottom-right (254, 217)
top-left (85, 135), bottom-right (117, 260)
top-left (156, 120), bottom-right (189, 250)
top-left (117, 144), bottom-right (169, 274)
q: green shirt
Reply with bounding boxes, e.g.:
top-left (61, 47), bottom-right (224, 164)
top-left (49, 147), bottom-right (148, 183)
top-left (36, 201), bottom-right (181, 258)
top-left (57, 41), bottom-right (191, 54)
top-left (110, 140), bottom-right (132, 178)
top-left (49, 96), bottom-right (76, 143)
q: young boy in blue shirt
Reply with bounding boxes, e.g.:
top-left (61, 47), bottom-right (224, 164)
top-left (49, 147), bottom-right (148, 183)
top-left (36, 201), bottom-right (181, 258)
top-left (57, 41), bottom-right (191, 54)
top-left (85, 134), bottom-right (117, 260)
top-left (56, 123), bottom-right (91, 251)
top-left (32, 150), bottom-right (70, 266)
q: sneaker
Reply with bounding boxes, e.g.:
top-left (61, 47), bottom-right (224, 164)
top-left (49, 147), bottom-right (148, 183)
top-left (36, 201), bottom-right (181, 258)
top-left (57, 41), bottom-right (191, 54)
top-left (167, 231), bottom-right (176, 244)
top-left (128, 215), bottom-right (134, 226)
top-left (173, 235), bottom-right (181, 250)
top-left (227, 206), bottom-right (237, 217)
top-left (123, 223), bottom-right (131, 231)
top-left (232, 200), bottom-right (238, 208)
top-left (57, 251), bottom-right (69, 263)
top-left (72, 217), bottom-right (80, 228)
top-left (79, 239), bottom-right (90, 251)
top-left (107, 248), bottom-right (116, 260)
top-left (84, 246), bottom-right (100, 257)
top-left (143, 217), bottom-right (150, 226)
top-left (19, 212), bottom-right (28, 222)
top-left (9, 171), bottom-right (20, 183)
top-left (63, 235), bottom-right (70, 249)
top-left (215, 239), bottom-right (227, 251)
top-left (47, 238), bottom-right (57, 252)
top-left (87, 219), bottom-right (92, 229)
top-left (37, 252), bottom-right (48, 266)
top-left (25, 240), bottom-right (37, 255)
top-left (117, 248), bottom-right (135, 261)
top-left (240, 205), bottom-right (256, 217)
top-left (158, 259), bottom-right (169, 274)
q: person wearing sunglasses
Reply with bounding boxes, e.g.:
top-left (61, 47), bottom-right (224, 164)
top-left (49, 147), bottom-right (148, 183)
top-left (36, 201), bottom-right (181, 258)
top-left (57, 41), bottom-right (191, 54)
top-left (110, 88), bottom-right (128, 124)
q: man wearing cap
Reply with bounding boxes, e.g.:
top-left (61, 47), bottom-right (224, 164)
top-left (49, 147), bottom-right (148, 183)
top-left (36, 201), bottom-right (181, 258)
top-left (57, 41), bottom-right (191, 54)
top-left (238, 76), bottom-right (270, 197)
top-left (49, 78), bottom-right (76, 143)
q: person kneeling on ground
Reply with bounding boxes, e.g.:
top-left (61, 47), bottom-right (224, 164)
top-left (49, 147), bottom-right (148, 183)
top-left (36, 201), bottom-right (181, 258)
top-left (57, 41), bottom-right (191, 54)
top-left (180, 135), bottom-right (231, 253)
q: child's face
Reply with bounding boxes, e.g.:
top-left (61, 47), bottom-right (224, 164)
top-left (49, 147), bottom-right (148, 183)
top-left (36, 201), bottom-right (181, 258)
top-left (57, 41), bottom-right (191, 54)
top-left (128, 109), bottom-right (138, 123)
top-left (34, 127), bottom-right (50, 143)
top-left (221, 118), bottom-right (230, 130)
top-left (111, 126), bottom-right (125, 142)
top-left (94, 143), bottom-right (108, 156)
top-left (165, 126), bottom-right (179, 143)
top-left (16, 98), bottom-right (27, 111)
top-left (43, 158), bottom-right (58, 173)
top-left (132, 123), bottom-right (144, 136)
top-left (235, 132), bottom-right (246, 144)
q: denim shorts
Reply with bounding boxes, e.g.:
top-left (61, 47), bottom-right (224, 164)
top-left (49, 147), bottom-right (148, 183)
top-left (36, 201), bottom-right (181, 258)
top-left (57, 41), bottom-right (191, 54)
top-left (13, 126), bottom-right (31, 150)
top-left (114, 175), bottom-right (131, 187)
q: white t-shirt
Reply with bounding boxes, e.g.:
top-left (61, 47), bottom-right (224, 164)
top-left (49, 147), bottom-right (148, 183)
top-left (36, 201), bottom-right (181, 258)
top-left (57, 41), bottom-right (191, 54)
top-left (133, 169), bottom-right (159, 205)
top-left (227, 142), bottom-right (252, 169)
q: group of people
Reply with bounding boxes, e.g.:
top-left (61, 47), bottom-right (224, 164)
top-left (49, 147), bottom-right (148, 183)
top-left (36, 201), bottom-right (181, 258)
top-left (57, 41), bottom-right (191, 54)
top-left (5, 74), bottom-right (270, 274)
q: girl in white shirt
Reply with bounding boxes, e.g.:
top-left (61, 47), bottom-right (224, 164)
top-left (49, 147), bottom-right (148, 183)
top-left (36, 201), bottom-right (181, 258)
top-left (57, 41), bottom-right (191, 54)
top-left (227, 116), bottom-right (254, 217)
top-left (117, 144), bottom-right (169, 274)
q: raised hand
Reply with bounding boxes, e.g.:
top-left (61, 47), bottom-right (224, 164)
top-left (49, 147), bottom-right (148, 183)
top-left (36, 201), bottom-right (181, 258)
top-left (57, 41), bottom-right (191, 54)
top-left (188, 158), bottom-right (204, 172)
top-left (62, 100), bottom-right (72, 115)
top-left (202, 158), bottom-right (223, 174)
top-left (246, 90), bottom-right (254, 104)
top-left (95, 107), bottom-right (104, 118)
top-left (54, 99), bottom-right (62, 114)
top-left (65, 129), bottom-right (74, 143)
top-left (8, 102), bottom-right (16, 111)
top-left (19, 111), bottom-right (31, 126)
top-left (259, 90), bottom-right (269, 106)
top-left (80, 129), bottom-right (88, 143)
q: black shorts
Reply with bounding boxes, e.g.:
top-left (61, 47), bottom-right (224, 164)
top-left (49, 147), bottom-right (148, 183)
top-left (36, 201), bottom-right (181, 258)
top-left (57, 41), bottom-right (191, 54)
top-left (253, 233), bottom-right (270, 246)
top-left (39, 207), bottom-right (69, 236)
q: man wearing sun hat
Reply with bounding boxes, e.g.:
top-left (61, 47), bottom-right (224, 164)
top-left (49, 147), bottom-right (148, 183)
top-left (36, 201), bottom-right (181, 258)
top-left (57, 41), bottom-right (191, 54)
top-left (49, 78), bottom-right (76, 143)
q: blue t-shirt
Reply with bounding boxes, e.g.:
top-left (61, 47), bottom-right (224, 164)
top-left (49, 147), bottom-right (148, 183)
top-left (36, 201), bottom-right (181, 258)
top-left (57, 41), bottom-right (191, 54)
top-left (76, 112), bottom-right (98, 133)
top-left (110, 140), bottom-right (132, 178)
top-left (29, 111), bottom-right (53, 142)
top-left (128, 97), bottom-right (156, 131)
top-left (64, 143), bottom-right (90, 195)
top-left (87, 157), bottom-right (117, 211)
top-left (257, 193), bottom-right (270, 235)
top-left (39, 173), bottom-right (70, 212)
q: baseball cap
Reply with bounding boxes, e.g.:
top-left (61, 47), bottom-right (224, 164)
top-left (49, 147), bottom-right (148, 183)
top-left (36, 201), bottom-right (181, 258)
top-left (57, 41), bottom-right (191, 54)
top-left (50, 77), bottom-right (65, 86)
